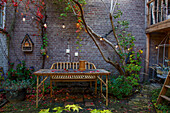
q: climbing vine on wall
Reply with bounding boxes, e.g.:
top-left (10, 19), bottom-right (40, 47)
top-left (0, 0), bottom-right (48, 68)
top-left (52, 0), bottom-right (86, 52)
top-left (0, 0), bottom-right (86, 67)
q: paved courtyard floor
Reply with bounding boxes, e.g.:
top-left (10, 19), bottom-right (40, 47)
top-left (0, 83), bottom-right (161, 113)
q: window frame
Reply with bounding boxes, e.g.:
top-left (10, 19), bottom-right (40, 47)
top-left (0, 3), bottom-right (6, 29)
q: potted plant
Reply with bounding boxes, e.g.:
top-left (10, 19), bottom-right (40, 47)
top-left (40, 46), bottom-right (47, 56)
top-left (2, 61), bottom-right (35, 102)
top-left (2, 79), bottom-right (34, 102)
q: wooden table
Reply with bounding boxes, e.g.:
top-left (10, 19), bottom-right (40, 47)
top-left (33, 69), bottom-right (110, 108)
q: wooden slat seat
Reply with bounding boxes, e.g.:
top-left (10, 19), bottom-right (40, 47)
top-left (51, 75), bottom-right (96, 79)
top-left (50, 62), bottom-right (97, 96)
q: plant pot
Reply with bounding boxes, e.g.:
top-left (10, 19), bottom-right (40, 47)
top-left (79, 60), bottom-right (86, 71)
top-left (40, 48), bottom-right (47, 55)
top-left (5, 88), bottom-right (27, 102)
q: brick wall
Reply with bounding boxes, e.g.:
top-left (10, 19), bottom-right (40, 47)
top-left (6, 0), bottom-right (146, 81)
top-left (0, 34), bottom-right (8, 73)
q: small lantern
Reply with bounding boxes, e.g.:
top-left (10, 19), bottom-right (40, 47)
top-left (62, 23), bottom-right (65, 29)
top-left (21, 34), bottom-right (34, 52)
top-left (75, 52), bottom-right (78, 57)
top-left (23, 15), bottom-right (26, 21)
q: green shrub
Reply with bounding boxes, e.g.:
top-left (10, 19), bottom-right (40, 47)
top-left (108, 76), bottom-right (133, 99)
top-left (6, 61), bottom-right (35, 83)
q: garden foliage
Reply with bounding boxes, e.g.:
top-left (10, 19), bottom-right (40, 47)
top-left (6, 61), bottom-right (35, 82)
top-left (2, 61), bottom-right (35, 91)
top-left (108, 76), bottom-right (133, 99)
top-left (39, 104), bottom-right (112, 113)
top-left (107, 7), bottom-right (142, 99)
top-left (151, 88), bottom-right (170, 113)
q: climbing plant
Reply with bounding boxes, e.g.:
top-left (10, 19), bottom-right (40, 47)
top-left (0, 0), bottom-right (48, 68)
top-left (51, 0), bottom-right (86, 52)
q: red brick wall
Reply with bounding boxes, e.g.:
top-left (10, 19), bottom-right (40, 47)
top-left (6, 0), bottom-right (146, 81)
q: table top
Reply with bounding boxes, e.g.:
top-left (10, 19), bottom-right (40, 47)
top-left (33, 69), bottom-right (110, 76)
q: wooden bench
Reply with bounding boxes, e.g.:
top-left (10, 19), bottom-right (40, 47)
top-left (50, 62), bottom-right (97, 96)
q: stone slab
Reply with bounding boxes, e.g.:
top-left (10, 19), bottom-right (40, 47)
top-left (75, 98), bottom-right (84, 102)
top-left (85, 102), bottom-right (95, 107)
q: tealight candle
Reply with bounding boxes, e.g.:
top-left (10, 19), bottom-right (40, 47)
top-left (66, 49), bottom-right (70, 53)
top-left (75, 52), bottom-right (78, 57)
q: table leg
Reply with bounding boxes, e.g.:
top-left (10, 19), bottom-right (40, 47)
top-left (106, 75), bottom-right (108, 106)
top-left (100, 75), bottom-right (102, 97)
top-left (50, 80), bottom-right (52, 97)
top-left (36, 75), bottom-right (39, 108)
top-left (90, 81), bottom-right (92, 88)
top-left (95, 78), bottom-right (97, 95)
top-left (43, 76), bottom-right (44, 99)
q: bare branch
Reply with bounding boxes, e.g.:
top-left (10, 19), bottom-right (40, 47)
top-left (109, 13), bottom-right (122, 53)
top-left (111, 0), bottom-right (118, 16)
top-left (86, 25), bottom-right (123, 59)
top-left (110, 0), bottom-right (113, 13)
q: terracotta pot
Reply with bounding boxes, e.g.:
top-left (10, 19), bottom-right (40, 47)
top-left (79, 60), bottom-right (86, 71)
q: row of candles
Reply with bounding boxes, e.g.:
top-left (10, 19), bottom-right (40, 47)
top-left (66, 49), bottom-right (78, 57)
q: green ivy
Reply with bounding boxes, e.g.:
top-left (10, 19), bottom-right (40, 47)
top-left (41, 33), bottom-right (48, 49)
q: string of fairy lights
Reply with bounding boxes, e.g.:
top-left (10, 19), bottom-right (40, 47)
top-left (22, 15), bottom-right (48, 28)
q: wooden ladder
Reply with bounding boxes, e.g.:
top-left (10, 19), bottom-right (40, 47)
top-left (156, 71), bottom-right (170, 104)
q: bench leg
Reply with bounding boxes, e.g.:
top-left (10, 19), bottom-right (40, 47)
top-left (106, 75), bottom-right (108, 106)
top-left (36, 76), bottom-right (39, 108)
top-left (90, 81), bottom-right (92, 88)
top-left (50, 80), bottom-right (52, 97)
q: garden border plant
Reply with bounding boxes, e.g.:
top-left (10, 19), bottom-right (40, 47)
top-left (1, 61), bottom-right (36, 102)
top-left (39, 104), bottom-right (112, 113)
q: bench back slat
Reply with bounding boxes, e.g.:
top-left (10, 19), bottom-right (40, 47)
top-left (51, 62), bottom-right (96, 70)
